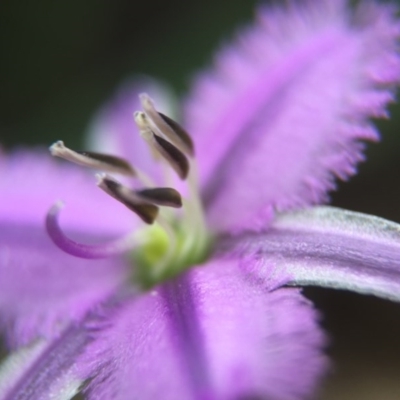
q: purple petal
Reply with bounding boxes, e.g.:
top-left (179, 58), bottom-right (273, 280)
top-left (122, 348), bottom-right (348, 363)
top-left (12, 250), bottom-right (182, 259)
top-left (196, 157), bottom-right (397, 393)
top-left (184, 0), bottom-right (400, 232)
top-left (85, 78), bottom-right (176, 182)
top-left (0, 150), bottom-right (138, 235)
top-left (0, 151), bottom-right (130, 346)
top-left (227, 206), bottom-right (400, 301)
top-left (81, 259), bottom-right (327, 400)
top-left (0, 222), bottom-right (127, 347)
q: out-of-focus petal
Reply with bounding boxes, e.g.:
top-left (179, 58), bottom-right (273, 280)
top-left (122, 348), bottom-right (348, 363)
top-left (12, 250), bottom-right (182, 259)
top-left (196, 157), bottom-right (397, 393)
top-left (0, 223), bottom-right (127, 347)
top-left (0, 150), bottom-right (137, 235)
top-left (0, 150), bottom-right (131, 346)
top-left (184, 0), bottom-right (400, 232)
top-left (0, 324), bottom-right (89, 400)
top-left (85, 78), bottom-right (176, 182)
top-left (227, 206), bottom-right (400, 301)
top-left (80, 259), bottom-right (327, 400)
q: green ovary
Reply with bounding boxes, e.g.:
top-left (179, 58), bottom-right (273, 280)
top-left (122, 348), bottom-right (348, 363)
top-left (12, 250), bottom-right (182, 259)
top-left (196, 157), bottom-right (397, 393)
top-left (131, 222), bottom-right (211, 289)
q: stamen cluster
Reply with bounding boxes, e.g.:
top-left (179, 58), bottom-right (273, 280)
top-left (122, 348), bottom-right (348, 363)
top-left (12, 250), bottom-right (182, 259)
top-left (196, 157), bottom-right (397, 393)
top-left (47, 94), bottom-right (210, 287)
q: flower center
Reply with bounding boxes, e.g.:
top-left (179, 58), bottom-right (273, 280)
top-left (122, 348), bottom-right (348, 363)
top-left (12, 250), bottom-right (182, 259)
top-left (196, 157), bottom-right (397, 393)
top-left (133, 220), bottom-right (209, 288)
top-left (46, 93), bottom-right (211, 288)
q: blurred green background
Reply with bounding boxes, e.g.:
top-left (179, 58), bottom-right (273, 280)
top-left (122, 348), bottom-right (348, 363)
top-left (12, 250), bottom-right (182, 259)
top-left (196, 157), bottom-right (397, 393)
top-left (1, 0), bottom-right (400, 398)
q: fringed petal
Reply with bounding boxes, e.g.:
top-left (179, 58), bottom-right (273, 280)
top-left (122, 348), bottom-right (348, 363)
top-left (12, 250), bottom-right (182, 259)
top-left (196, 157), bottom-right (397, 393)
top-left (80, 259), bottom-right (327, 400)
top-left (0, 150), bottom-right (130, 346)
top-left (184, 0), bottom-right (400, 233)
top-left (226, 206), bottom-right (400, 301)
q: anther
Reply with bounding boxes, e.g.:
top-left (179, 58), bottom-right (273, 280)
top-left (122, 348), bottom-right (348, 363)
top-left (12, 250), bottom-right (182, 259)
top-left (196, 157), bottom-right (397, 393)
top-left (134, 112), bottom-right (190, 180)
top-left (158, 112), bottom-right (194, 156)
top-left (50, 140), bottom-right (135, 176)
top-left (140, 93), bottom-right (194, 156)
top-left (136, 188), bottom-right (182, 208)
top-left (97, 175), bottom-right (159, 224)
top-left (153, 134), bottom-right (190, 180)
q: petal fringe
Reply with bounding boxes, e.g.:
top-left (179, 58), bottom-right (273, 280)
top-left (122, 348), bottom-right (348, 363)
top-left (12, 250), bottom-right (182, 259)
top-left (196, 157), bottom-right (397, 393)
top-left (185, 0), bottom-right (400, 233)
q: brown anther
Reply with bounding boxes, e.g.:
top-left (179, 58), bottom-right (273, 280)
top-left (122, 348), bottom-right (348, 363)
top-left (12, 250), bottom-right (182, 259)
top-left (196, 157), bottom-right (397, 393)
top-left (136, 187), bottom-right (182, 208)
top-left (98, 175), bottom-right (159, 224)
top-left (152, 134), bottom-right (190, 180)
top-left (158, 112), bottom-right (195, 156)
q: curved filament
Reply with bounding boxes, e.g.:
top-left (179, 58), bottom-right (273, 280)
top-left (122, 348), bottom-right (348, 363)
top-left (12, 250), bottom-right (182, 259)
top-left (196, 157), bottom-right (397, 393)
top-left (45, 201), bottom-right (141, 259)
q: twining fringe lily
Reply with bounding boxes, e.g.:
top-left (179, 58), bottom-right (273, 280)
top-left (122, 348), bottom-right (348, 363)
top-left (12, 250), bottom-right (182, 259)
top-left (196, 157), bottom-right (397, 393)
top-left (1, 1), bottom-right (400, 399)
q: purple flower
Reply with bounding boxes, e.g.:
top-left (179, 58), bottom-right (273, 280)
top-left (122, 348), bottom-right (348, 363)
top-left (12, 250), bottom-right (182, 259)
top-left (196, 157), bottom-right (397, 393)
top-left (1, 1), bottom-right (400, 399)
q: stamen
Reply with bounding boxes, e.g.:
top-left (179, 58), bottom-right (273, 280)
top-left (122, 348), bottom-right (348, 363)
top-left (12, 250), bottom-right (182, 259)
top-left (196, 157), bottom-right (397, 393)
top-left (140, 93), bottom-right (194, 156)
top-left (50, 141), bottom-right (135, 176)
top-left (133, 112), bottom-right (162, 162)
top-left (97, 174), bottom-right (159, 224)
top-left (135, 112), bottom-right (189, 180)
top-left (136, 188), bottom-right (182, 208)
top-left (46, 201), bottom-right (142, 259)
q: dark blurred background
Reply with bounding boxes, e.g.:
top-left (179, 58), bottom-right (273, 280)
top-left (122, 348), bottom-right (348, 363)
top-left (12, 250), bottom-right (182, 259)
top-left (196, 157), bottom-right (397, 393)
top-left (1, 0), bottom-right (400, 398)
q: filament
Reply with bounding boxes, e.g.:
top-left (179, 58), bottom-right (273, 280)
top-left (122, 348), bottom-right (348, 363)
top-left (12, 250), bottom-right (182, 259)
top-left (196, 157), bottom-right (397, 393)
top-left (46, 201), bottom-right (143, 259)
